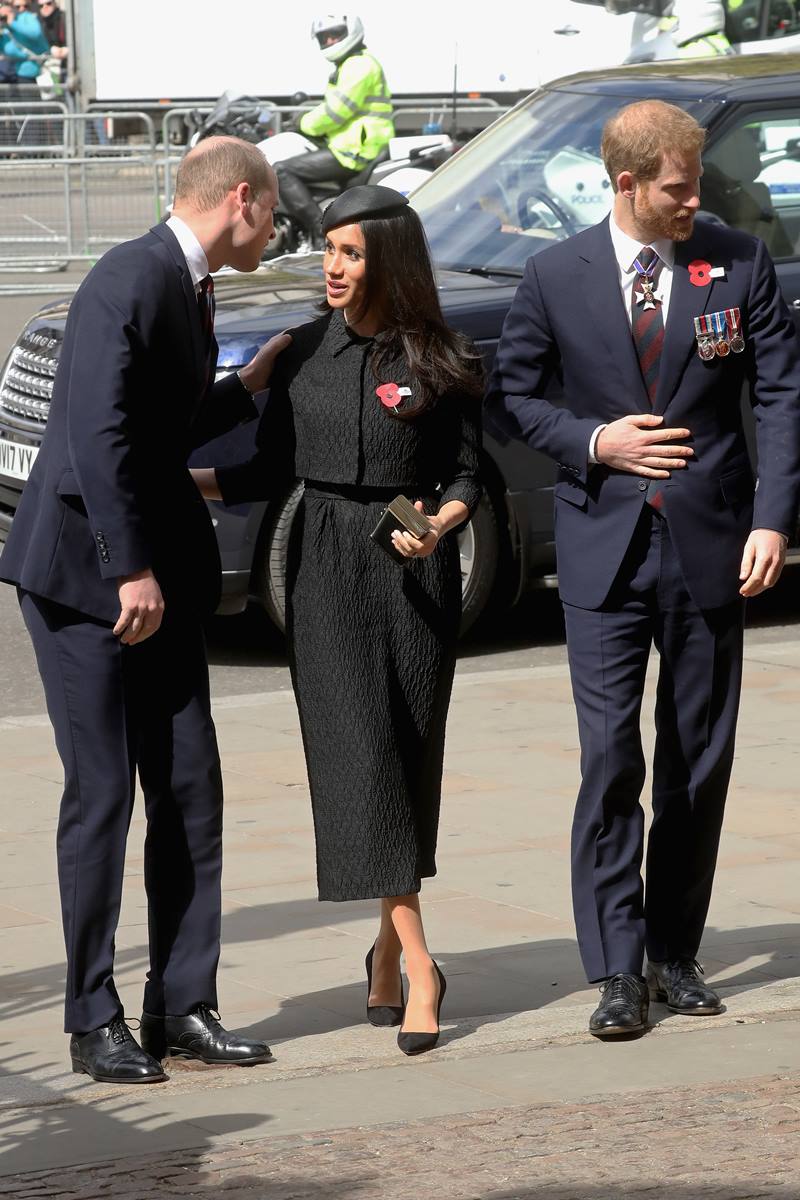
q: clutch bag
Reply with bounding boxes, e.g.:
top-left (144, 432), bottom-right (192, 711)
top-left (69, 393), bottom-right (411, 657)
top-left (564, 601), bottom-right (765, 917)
top-left (370, 494), bottom-right (434, 565)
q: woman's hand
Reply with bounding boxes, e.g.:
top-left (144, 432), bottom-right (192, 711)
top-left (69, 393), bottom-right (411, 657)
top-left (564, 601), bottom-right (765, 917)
top-left (238, 331), bottom-right (292, 395)
top-left (391, 501), bottom-right (442, 561)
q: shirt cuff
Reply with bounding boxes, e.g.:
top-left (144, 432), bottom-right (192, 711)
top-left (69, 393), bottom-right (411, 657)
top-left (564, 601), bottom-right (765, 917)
top-left (588, 424), bottom-right (607, 466)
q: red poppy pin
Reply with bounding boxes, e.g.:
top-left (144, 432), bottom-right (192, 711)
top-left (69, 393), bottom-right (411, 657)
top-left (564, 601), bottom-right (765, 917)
top-left (376, 383), bottom-right (412, 410)
top-left (688, 260), bottom-right (726, 287)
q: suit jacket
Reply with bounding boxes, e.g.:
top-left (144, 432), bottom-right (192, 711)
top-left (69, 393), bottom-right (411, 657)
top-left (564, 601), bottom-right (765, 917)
top-left (486, 217), bottom-right (800, 610)
top-left (0, 224), bottom-right (256, 623)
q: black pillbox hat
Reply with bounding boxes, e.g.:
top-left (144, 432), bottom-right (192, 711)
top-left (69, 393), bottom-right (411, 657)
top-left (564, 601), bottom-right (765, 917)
top-left (321, 184), bottom-right (409, 234)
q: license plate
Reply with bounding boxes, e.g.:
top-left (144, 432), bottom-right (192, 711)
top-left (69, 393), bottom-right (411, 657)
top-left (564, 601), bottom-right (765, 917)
top-left (0, 435), bottom-right (38, 483)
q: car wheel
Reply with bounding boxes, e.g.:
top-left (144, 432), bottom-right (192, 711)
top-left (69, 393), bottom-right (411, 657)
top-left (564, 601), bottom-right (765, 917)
top-left (459, 491), bottom-right (501, 634)
top-left (257, 483), bottom-right (502, 636)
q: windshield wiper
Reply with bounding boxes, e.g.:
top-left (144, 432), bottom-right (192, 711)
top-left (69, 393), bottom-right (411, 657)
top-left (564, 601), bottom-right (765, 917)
top-left (453, 265), bottom-right (524, 279)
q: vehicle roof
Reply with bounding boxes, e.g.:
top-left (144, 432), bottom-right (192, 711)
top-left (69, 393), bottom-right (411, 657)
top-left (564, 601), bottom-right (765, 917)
top-left (548, 53), bottom-right (800, 105)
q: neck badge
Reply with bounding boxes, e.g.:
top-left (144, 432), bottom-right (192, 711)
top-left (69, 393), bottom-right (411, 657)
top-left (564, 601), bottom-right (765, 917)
top-left (633, 253), bottom-right (662, 311)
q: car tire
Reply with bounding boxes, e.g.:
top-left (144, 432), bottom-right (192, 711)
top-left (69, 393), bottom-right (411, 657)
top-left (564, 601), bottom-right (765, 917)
top-left (256, 483), bottom-right (502, 636)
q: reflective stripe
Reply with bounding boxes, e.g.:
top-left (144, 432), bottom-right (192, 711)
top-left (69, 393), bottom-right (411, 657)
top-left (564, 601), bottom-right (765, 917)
top-left (338, 148), bottom-right (370, 168)
top-left (332, 87), bottom-right (361, 115)
top-left (324, 102), bottom-right (347, 125)
top-left (364, 94), bottom-right (390, 105)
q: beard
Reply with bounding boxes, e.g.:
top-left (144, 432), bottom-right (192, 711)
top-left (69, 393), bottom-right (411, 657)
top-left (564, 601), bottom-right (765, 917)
top-left (634, 188), bottom-right (694, 242)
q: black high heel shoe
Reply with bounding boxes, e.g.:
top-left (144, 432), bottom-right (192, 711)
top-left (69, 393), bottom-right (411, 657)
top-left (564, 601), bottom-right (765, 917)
top-left (365, 942), bottom-right (405, 1027)
top-left (397, 962), bottom-right (446, 1056)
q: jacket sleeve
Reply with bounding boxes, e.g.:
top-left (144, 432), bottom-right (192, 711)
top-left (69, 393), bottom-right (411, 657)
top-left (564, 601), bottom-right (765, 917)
top-left (300, 56), bottom-right (368, 138)
top-left (438, 393), bottom-right (483, 519)
top-left (215, 367), bottom-right (296, 505)
top-left (64, 270), bottom-right (153, 580)
top-left (187, 369), bottom-right (258, 452)
top-left (746, 237), bottom-right (800, 537)
top-left (484, 254), bottom-right (599, 485)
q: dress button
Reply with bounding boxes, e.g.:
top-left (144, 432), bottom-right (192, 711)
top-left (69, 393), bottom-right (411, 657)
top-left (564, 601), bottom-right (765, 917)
top-left (638, 480), bottom-right (648, 491)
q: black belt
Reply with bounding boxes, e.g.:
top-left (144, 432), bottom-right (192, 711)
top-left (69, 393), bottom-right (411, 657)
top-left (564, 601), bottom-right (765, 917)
top-left (303, 480), bottom-right (437, 502)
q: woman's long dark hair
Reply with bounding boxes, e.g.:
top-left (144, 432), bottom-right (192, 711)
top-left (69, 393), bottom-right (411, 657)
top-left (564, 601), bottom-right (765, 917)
top-left (323, 206), bottom-right (484, 419)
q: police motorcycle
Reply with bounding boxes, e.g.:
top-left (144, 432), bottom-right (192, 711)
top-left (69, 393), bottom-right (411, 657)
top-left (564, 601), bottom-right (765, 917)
top-left (184, 88), bottom-right (278, 150)
top-left (257, 115), bottom-right (454, 258)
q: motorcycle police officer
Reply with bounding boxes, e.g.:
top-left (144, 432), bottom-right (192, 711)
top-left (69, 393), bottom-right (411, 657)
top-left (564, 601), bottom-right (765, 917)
top-left (276, 14), bottom-right (395, 248)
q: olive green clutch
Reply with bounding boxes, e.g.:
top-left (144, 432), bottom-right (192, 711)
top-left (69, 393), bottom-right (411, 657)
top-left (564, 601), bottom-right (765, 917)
top-left (370, 494), bottom-right (434, 565)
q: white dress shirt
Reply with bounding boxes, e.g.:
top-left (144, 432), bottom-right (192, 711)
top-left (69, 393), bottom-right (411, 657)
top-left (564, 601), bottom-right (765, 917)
top-left (588, 216), bottom-right (677, 463)
top-left (165, 214), bottom-right (209, 294)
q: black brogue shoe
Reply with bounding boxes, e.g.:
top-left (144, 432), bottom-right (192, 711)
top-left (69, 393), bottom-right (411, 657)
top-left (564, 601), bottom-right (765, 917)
top-left (589, 972), bottom-right (649, 1038)
top-left (140, 1004), bottom-right (272, 1065)
top-left (647, 959), bottom-right (723, 1015)
top-left (70, 1017), bottom-right (167, 1083)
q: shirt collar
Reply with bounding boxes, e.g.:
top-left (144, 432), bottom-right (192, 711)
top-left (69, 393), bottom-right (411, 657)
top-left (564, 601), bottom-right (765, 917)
top-left (165, 214), bottom-right (209, 291)
top-left (609, 213), bottom-right (675, 274)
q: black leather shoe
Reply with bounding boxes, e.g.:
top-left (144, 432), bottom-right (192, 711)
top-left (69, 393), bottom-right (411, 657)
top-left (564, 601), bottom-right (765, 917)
top-left (589, 973), bottom-right (649, 1038)
top-left (647, 959), bottom-right (723, 1014)
top-left (70, 1018), bottom-right (167, 1083)
top-left (140, 1004), bottom-right (272, 1065)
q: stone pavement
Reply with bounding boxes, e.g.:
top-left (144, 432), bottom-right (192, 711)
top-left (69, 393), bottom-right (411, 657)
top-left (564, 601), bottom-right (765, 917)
top-left (1, 637), bottom-right (800, 1195)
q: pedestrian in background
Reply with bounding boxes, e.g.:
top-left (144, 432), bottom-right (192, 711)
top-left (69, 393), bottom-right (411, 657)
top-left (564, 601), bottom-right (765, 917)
top-left (487, 100), bottom-right (800, 1040)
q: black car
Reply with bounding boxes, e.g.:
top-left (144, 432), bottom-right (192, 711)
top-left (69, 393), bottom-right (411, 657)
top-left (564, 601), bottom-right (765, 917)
top-left (3, 54), bottom-right (800, 632)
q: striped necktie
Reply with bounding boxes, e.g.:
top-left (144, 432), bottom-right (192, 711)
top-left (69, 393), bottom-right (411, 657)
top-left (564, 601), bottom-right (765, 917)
top-left (197, 274), bottom-right (216, 390)
top-left (631, 246), bottom-right (664, 408)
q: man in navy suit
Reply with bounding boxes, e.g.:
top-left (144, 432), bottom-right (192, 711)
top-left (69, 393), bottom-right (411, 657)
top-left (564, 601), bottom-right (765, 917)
top-left (487, 101), bottom-right (800, 1037)
top-left (0, 137), bottom-right (289, 1082)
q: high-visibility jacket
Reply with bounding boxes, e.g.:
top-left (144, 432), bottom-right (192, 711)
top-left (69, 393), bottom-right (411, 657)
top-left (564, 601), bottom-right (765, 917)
top-left (678, 30), bottom-right (734, 57)
top-left (300, 50), bottom-right (394, 172)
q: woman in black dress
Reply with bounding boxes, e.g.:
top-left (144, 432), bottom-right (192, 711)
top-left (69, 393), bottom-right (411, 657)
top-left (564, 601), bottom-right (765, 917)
top-left (192, 185), bottom-right (483, 1055)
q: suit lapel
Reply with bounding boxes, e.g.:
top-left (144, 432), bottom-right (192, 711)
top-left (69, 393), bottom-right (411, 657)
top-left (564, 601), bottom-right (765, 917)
top-left (653, 234), bottom-right (718, 415)
top-left (150, 223), bottom-right (207, 382)
top-left (576, 219), bottom-right (650, 414)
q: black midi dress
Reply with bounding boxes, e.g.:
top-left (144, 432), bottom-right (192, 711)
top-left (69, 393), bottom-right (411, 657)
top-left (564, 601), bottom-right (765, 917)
top-left (216, 311), bottom-right (482, 901)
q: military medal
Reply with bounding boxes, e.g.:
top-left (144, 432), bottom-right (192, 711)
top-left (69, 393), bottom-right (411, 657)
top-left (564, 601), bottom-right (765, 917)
top-left (725, 307), bottom-right (745, 353)
top-left (693, 315), bottom-right (716, 361)
top-left (712, 310), bottom-right (730, 357)
top-left (633, 252), bottom-right (662, 311)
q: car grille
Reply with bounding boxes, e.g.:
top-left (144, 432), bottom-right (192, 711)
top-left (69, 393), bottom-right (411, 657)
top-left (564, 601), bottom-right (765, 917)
top-left (0, 329), bottom-right (61, 424)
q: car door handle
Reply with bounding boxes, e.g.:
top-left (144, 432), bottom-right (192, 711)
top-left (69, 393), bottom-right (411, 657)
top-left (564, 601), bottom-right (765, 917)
top-left (554, 25), bottom-right (580, 35)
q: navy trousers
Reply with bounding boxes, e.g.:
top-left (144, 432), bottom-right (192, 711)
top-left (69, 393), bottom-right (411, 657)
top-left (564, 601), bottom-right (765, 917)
top-left (19, 592), bottom-right (223, 1033)
top-left (562, 509), bottom-right (745, 983)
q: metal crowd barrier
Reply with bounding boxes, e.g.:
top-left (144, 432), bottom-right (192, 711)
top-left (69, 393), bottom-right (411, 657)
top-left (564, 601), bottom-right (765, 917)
top-left (0, 97), bottom-right (509, 281)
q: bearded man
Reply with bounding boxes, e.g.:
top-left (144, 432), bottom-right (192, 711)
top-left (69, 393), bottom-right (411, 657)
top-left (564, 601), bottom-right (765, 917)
top-left (486, 100), bottom-right (800, 1038)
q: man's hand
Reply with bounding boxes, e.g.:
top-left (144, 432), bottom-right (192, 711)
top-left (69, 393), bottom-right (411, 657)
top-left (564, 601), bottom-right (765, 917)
top-left (739, 529), bottom-right (787, 598)
top-left (595, 414), bottom-right (694, 479)
top-left (238, 332), bottom-right (292, 395)
top-left (114, 568), bottom-right (165, 645)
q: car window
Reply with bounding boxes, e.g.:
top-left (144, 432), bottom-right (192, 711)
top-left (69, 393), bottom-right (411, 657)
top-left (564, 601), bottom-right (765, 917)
top-left (412, 89), bottom-right (705, 275)
top-left (729, 0), bottom-right (800, 40)
top-left (702, 111), bottom-right (800, 258)
top-left (765, 0), bottom-right (800, 37)
top-left (726, 0), bottom-right (764, 41)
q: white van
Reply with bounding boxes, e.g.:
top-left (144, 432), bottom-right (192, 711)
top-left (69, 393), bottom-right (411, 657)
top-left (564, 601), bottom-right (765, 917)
top-left (534, 0), bottom-right (800, 86)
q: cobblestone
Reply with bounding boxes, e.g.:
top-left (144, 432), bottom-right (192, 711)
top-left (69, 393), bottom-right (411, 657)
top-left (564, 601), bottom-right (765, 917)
top-left (4, 1072), bottom-right (800, 1199)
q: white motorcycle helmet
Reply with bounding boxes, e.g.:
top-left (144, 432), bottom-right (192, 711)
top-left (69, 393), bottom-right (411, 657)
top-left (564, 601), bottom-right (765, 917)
top-left (668, 0), bottom-right (727, 46)
top-left (311, 14), bottom-right (365, 63)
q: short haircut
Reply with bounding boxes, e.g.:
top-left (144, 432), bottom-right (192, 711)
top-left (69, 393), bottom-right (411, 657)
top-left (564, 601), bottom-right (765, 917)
top-left (601, 100), bottom-right (706, 193)
top-left (174, 136), bottom-right (275, 211)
